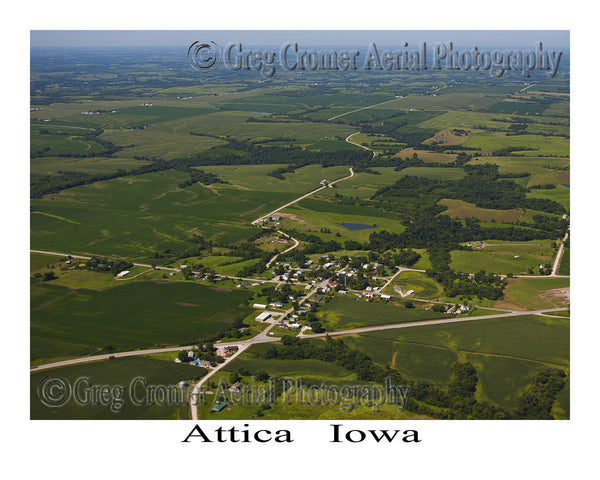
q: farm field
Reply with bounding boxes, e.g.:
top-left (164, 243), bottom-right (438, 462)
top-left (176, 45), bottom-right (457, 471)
top-left (495, 277), bottom-right (570, 311)
top-left (316, 295), bottom-right (447, 331)
top-left (30, 356), bottom-right (206, 419)
top-left (30, 170), bottom-right (303, 262)
top-left (450, 242), bottom-right (556, 275)
top-left (31, 280), bottom-right (251, 364)
top-left (345, 314), bottom-right (569, 409)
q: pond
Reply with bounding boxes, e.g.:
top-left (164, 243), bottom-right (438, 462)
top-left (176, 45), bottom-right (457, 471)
top-left (336, 223), bottom-right (377, 231)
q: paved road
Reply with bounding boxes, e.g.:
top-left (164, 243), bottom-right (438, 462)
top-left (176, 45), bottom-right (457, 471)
top-left (30, 345), bottom-right (199, 372)
top-left (297, 306), bottom-right (570, 339)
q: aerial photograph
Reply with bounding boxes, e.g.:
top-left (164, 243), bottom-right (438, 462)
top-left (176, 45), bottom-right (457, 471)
top-left (30, 30), bottom-right (570, 421)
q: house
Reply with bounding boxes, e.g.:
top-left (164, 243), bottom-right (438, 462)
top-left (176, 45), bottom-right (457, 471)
top-left (365, 293), bottom-right (374, 301)
top-left (320, 179), bottom-right (328, 186)
top-left (178, 381), bottom-right (188, 388)
top-left (290, 323), bottom-right (301, 329)
top-left (187, 351), bottom-right (195, 359)
top-left (314, 295), bottom-right (324, 302)
top-left (269, 302), bottom-right (284, 308)
top-left (338, 290), bottom-right (347, 295)
top-left (228, 382), bottom-right (242, 393)
top-left (223, 346), bottom-right (239, 355)
top-left (270, 215), bottom-right (283, 221)
top-left (305, 284), bottom-right (312, 290)
top-left (256, 311), bottom-right (272, 321)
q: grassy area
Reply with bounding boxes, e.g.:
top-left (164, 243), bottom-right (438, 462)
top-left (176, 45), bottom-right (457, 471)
top-left (439, 198), bottom-right (523, 223)
top-left (382, 270), bottom-right (444, 298)
top-left (31, 280), bottom-right (251, 363)
top-left (30, 356), bottom-right (206, 419)
top-left (316, 295), bottom-right (447, 331)
top-left (496, 277), bottom-right (570, 311)
top-left (450, 242), bottom-right (556, 275)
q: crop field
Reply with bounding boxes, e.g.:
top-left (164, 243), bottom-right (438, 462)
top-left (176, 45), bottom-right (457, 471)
top-left (101, 127), bottom-right (227, 160)
top-left (156, 110), bottom-right (356, 141)
top-left (30, 356), bottom-right (206, 419)
top-left (467, 155), bottom-right (570, 175)
top-left (527, 185), bottom-right (570, 210)
top-left (395, 148), bottom-right (459, 163)
top-left (31, 280), bottom-right (251, 363)
top-left (377, 93), bottom-right (503, 111)
top-left (30, 170), bottom-right (307, 261)
top-left (439, 198), bottom-right (523, 223)
top-left (383, 271), bottom-right (444, 298)
top-left (316, 295), bottom-right (447, 331)
top-left (496, 277), bottom-right (570, 311)
top-left (31, 155), bottom-right (152, 176)
top-left (450, 243), bottom-right (556, 275)
top-left (199, 164), bottom-right (351, 193)
top-left (347, 314), bottom-right (569, 405)
top-left (463, 131), bottom-right (570, 157)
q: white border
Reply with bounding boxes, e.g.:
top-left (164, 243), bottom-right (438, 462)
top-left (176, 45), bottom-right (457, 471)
top-left (2, 1), bottom-right (596, 477)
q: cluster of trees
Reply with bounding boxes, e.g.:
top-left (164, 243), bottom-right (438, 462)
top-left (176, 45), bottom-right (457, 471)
top-left (84, 257), bottom-right (133, 275)
top-left (513, 368), bottom-right (567, 419)
top-left (177, 168), bottom-right (227, 188)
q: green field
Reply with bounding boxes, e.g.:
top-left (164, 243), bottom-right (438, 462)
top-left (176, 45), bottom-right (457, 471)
top-left (346, 314), bottom-right (569, 408)
top-left (383, 270), bottom-right (444, 298)
top-left (30, 356), bottom-right (206, 419)
top-left (450, 242), bottom-right (556, 275)
top-left (30, 170), bottom-right (300, 262)
top-left (31, 280), bottom-right (251, 363)
top-left (497, 277), bottom-right (570, 310)
top-left (316, 295), bottom-right (447, 331)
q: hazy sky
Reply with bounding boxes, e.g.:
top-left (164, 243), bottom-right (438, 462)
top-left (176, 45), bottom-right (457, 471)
top-left (31, 30), bottom-right (569, 49)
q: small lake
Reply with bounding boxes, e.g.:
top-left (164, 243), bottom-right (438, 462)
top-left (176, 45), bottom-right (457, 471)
top-left (337, 223), bottom-right (377, 231)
